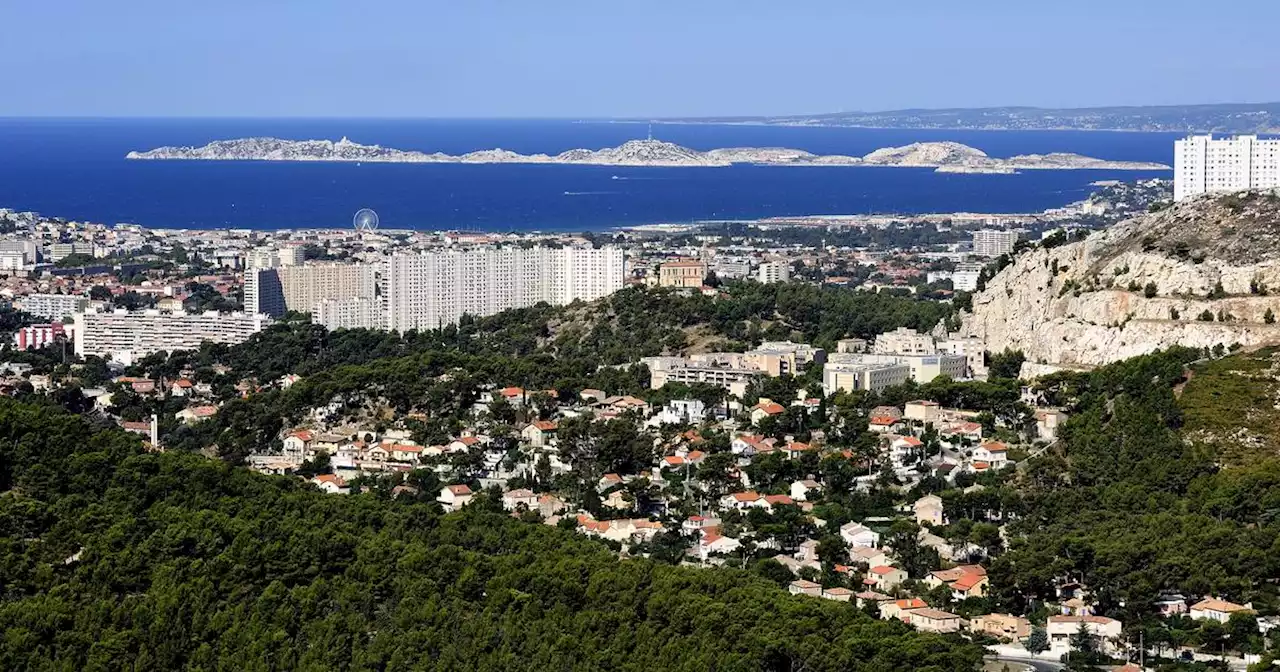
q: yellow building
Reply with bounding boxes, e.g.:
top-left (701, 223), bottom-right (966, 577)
top-left (658, 260), bottom-right (707, 288)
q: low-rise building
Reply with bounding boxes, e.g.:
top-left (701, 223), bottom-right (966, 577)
top-left (1046, 615), bottom-right (1123, 655)
top-left (788, 579), bottom-right (822, 597)
top-left (1189, 597), bottom-right (1252, 623)
top-left (438, 484), bottom-right (474, 512)
top-left (971, 613), bottom-right (1031, 641)
top-left (908, 608), bottom-right (963, 633)
top-left (73, 309), bottom-right (271, 364)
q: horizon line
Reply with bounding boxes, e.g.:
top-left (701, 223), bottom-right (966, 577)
top-left (3, 100), bottom-right (1280, 122)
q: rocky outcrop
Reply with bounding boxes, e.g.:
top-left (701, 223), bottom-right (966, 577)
top-left (126, 137), bottom-right (1169, 171)
top-left (962, 190), bottom-right (1280, 369)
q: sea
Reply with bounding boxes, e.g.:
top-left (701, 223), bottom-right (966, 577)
top-left (0, 118), bottom-right (1177, 232)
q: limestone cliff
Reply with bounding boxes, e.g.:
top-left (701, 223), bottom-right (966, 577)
top-left (962, 190), bottom-right (1280, 368)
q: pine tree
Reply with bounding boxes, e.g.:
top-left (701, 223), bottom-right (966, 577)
top-left (1026, 626), bottom-right (1050, 654)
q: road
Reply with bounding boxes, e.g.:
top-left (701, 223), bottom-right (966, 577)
top-left (986, 656), bottom-right (1064, 672)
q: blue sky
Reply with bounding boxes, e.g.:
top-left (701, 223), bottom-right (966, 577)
top-left (3, 0), bottom-right (1278, 117)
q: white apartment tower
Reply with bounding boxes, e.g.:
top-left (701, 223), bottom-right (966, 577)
top-left (1174, 134), bottom-right (1280, 201)
top-left (381, 246), bottom-right (625, 332)
top-left (245, 262), bottom-right (377, 317)
top-left (756, 260), bottom-right (791, 284)
top-left (972, 230), bottom-right (1022, 258)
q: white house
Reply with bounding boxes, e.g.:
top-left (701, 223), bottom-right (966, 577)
top-left (972, 441), bottom-right (1009, 469)
top-left (438, 484), bottom-right (474, 512)
top-left (913, 494), bottom-right (945, 526)
top-left (521, 420), bottom-right (558, 448)
top-left (865, 565), bottom-right (907, 592)
top-left (788, 579), bottom-right (822, 597)
top-left (1189, 597), bottom-right (1252, 623)
top-left (889, 436), bottom-right (923, 467)
top-left (904, 400), bottom-right (941, 424)
top-left (389, 443), bottom-right (424, 463)
top-left (1046, 615), bottom-right (1123, 655)
top-left (502, 488), bottom-right (538, 512)
top-left (839, 521), bottom-right (880, 548)
top-left (311, 474), bottom-right (348, 494)
top-left (721, 491), bottom-right (764, 510)
top-left (790, 479), bottom-right (822, 501)
top-left (698, 532), bottom-right (742, 556)
top-left (282, 430), bottom-right (313, 460)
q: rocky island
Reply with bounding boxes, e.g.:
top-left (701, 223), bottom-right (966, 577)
top-left (126, 137), bottom-right (1169, 173)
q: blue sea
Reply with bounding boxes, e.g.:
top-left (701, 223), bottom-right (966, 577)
top-left (0, 118), bottom-right (1176, 231)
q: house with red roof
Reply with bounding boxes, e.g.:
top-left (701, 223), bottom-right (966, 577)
top-left (438, 484), bottom-right (474, 512)
top-left (865, 565), bottom-right (908, 592)
top-left (521, 420), bottom-right (558, 447)
top-left (312, 474), bottom-right (349, 495)
top-left (749, 399), bottom-right (786, 425)
top-left (973, 441), bottom-right (1009, 468)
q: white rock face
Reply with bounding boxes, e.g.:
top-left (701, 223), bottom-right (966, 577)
top-left (126, 137), bottom-right (1169, 171)
top-left (962, 191), bottom-right (1280, 368)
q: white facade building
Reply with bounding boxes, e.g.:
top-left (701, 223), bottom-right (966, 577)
top-left (245, 262), bottom-right (377, 318)
top-left (246, 245), bottom-right (306, 269)
top-left (972, 229), bottom-right (1022, 258)
top-left (822, 360), bottom-right (911, 395)
top-left (757, 260), bottom-right (791, 284)
top-left (951, 263), bottom-right (983, 292)
top-left (1175, 134), bottom-right (1280, 201)
top-left (872, 327), bottom-right (936, 356)
top-left (314, 297), bottom-right (384, 331)
top-left (381, 246), bottom-right (625, 332)
top-left (73, 309), bottom-right (271, 363)
top-left (19, 293), bottom-right (89, 321)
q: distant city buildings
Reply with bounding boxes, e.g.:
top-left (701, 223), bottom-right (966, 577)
top-left (46, 242), bottom-right (97, 262)
top-left (822, 358), bottom-right (911, 395)
top-left (0, 240), bottom-right (39, 271)
top-left (1174, 134), bottom-right (1280, 201)
top-left (73, 309), bottom-right (271, 364)
top-left (971, 229), bottom-right (1022, 258)
top-left (314, 296), bottom-right (383, 331)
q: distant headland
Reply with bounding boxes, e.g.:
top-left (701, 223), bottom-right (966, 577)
top-left (126, 137), bottom-right (1170, 173)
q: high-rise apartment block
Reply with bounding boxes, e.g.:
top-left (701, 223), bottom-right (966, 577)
top-left (245, 262), bottom-right (377, 317)
top-left (756, 260), bottom-right (791, 284)
top-left (1174, 134), bottom-right (1280, 201)
top-left (972, 229), bottom-right (1022, 258)
top-left (314, 297), bottom-right (384, 331)
top-left (381, 246), bottom-right (625, 332)
top-left (246, 245), bottom-right (306, 269)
